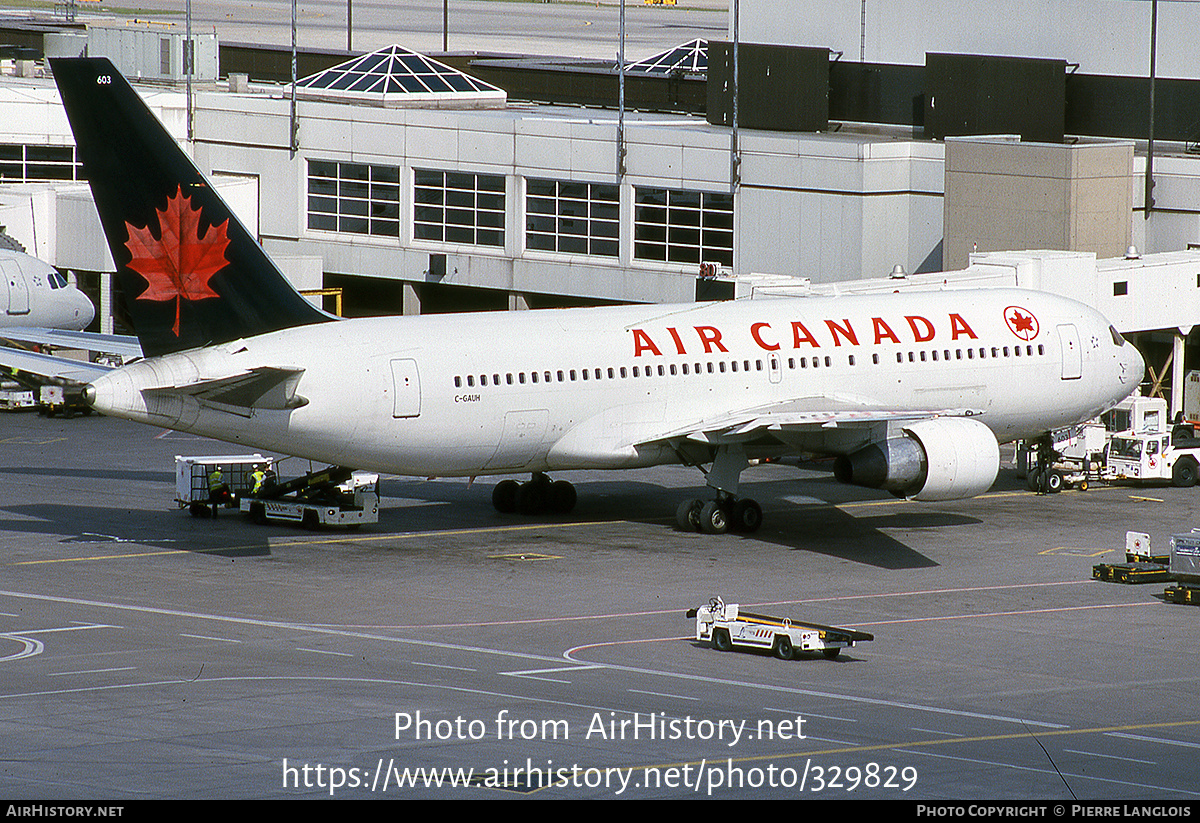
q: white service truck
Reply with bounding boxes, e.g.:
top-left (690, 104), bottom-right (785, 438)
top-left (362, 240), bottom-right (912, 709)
top-left (687, 597), bottom-right (873, 660)
top-left (1105, 396), bottom-right (1200, 487)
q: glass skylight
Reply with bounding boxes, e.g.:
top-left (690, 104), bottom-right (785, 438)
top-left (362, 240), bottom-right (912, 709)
top-left (297, 45), bottom-right (506, 104)
top-left (625, 39), bottom-right (707, 76)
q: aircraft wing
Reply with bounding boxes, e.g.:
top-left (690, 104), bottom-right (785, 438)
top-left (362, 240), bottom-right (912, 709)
top-left (0, 346), bottom-right (114, 385)
top-left (0, 328), bottom-right (143, 360)
top-left (639, 397), bottom-right (985, 447)
top-left (549, 394), bottom-right (986, 468)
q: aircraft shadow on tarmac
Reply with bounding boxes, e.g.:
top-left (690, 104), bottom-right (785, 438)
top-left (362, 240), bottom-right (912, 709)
top-left (0, 468), bottom-right (980, 567)
top-left (377, 471), bottom-right (981, 570)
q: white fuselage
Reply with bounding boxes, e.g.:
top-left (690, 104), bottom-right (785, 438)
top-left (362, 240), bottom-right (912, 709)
top-left (0, 251), bottom-right (94, 331)
top-left (85, 287), bottom-right (1142, 478)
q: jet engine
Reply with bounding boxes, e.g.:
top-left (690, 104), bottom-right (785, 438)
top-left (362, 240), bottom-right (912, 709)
top-left (833, 417), bottom-right (1000, 501)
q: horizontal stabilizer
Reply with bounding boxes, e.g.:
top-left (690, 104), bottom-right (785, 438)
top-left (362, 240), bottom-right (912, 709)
top-left (0, 346), bottom-right (113, 385)
top-left (144, 366), bottom-right (307, 414)
top-left (1, 328), bottom-right (144, 360)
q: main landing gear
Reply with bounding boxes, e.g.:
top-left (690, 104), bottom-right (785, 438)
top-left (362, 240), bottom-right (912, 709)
top-left (675, 494), bottom-right (763, 534)
top-left (491, 472), bottom-right (577, 515)
top-left (674, 443), bottom-right (763, 534)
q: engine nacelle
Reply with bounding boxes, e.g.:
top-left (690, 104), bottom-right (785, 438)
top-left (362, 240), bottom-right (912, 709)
top-left (833, 417), bottom-right (1000, 501)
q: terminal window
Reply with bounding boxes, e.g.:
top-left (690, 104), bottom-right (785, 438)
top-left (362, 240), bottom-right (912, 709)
top-left (526, 179), bottom-right (619, 257)
top-left (414, 169), bottom-right (505, 247)
top-left (634, 187), bottom-right (733, 266)
top-left (307, 160), bottom-right (400, 237)
top-left (0, 144), bottom-right (82, 182)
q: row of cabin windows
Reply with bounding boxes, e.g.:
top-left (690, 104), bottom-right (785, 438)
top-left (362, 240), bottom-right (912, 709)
top-left (456, 359), bottom-right (769, 388)
top-left (451, 343), bottom-right (1047, 389)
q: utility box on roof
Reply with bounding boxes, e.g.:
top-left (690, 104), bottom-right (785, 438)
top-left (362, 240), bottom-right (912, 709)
top-left (87, 23), bottom-right (219, 83)
top-left (706, 42), bottom-right (829, 132)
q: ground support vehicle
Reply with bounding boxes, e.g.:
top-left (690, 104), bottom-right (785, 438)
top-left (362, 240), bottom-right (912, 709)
top-left (1022, 397), bottom-right (1195, 492)
top-left (1165, 533), bottom-right (1200, 605)
top-left (1029, 463), bottom-right (1103, 493)
top-left (1092, 562), bottom-right (1171, 583)
top-left (1107, 430), bottom-right (1200, 487)
top-left (1124, 531), bottom-right (1170, 564)
top-left (240, 465), bottom-right (379, 529)
top-left (1099, 396), bottom-right (1200, 488)
top-left (0, 380), bottom-right (34, 410)
top-left (1021, 420), bottom-right (1108, 493)
top-left (1093, 530), bottom-right (1173, 583)
top-left (687, 597), bottom-right (873, 660)
top-left (176, 454), bottom-right (272, 517)
top-left (36, 384), bottom-right (91, 417)
top-left (1164, 584), bottom-right (1200, 604)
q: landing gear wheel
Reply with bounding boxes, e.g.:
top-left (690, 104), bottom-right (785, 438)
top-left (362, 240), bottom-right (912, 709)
top-left (1046, 470), bottom-right (1064, 494)
top-left (712, 628), bottom-right (733, 651)
top-left (548, 480), bottom-right (577, 514)
top-left (492, 479), bottom-right (519, 513)
top-left (699, 500), bottom-right (729, 534)
top-left (676, 498), bottom-right (703, 531)
top-left (517, 480), bottom-right (546, 515)
top-left (774, 635), bottom-right (794, 660)
top-left (731, 498), bottom-right (763, 533)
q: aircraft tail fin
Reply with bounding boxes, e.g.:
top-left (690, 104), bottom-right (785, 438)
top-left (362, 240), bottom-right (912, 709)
top-left (50, 57), bottom-right (330, 358)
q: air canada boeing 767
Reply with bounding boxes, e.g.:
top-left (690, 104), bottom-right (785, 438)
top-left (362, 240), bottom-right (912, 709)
top-left (10, 58), bottom-right (1143, 534)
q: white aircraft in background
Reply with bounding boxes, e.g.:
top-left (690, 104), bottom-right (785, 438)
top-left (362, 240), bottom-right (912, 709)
top-left (0, 247), bottom-right (138, 387)
top-left (1, 57), bottom-right (1144, 534)
top-left (0, 248), bottom-right (94, 333)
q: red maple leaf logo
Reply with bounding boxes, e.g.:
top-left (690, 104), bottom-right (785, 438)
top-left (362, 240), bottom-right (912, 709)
top-left (124, 186), bottom-right (230, 336)
top-left (1004, 306), bottom-right (1039, 341)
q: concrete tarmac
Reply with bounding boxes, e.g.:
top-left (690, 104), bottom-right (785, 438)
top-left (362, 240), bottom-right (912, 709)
top-left (1, 410), bottom-right (1198, 799)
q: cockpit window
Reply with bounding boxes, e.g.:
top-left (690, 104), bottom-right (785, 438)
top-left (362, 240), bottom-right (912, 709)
top-left (1110, 325), bottom-right (1125, 346)
top-left (48, 271), bottom-right (68, 289)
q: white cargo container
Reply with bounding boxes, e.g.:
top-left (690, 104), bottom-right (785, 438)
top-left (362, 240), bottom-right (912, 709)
top-left (175, 454), bottom-right (272, 516)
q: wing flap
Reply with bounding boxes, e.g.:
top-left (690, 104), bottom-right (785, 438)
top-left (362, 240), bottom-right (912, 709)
top-left (627, 396), bottom-right (986, 448)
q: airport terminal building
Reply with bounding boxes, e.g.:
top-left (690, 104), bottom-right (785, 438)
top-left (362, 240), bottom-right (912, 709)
top-left (3, 0), bottom-right (1200, 404)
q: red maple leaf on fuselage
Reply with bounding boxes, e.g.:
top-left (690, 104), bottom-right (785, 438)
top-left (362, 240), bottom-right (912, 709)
top-left (1010, 312), bottom-right (1034, 333)
top-left (124, 186), bottom-right (230, 336)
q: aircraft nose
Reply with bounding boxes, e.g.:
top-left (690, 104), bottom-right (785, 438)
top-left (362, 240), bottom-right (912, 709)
top-left (75, 291), bottom-right (96, 328)
top-left (1126, 342), bottom-right (1145, 389)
